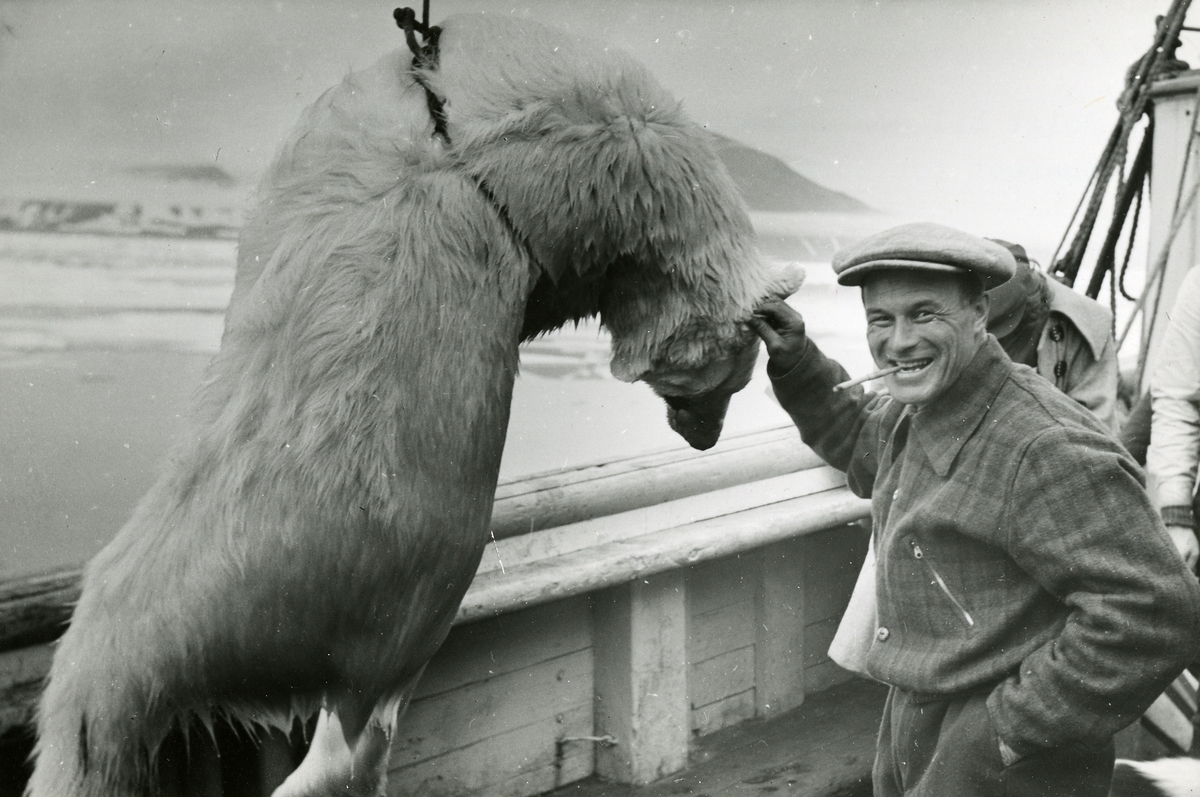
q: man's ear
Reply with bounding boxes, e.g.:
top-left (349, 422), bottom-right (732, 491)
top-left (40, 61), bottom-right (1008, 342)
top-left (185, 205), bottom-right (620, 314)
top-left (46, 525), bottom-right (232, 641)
top-left (974, 292), bottom-right (991, 335)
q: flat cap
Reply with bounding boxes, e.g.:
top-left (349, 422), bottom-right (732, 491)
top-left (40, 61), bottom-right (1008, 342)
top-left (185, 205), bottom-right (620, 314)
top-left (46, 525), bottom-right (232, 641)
top-left (832, 222), bottom-right (1016, 290)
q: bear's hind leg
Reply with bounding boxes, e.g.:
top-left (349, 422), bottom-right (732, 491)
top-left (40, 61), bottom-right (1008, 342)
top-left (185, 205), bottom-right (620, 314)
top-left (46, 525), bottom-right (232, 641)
top-left (271, 694), bottom-right (409, 797)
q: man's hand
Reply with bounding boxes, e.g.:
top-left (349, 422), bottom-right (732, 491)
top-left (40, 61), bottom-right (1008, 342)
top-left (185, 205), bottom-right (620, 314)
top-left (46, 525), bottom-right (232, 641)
top-left (1165, 525), bottom-right (1200, 571)
top-left (748, 299), bottom-right (808, 374)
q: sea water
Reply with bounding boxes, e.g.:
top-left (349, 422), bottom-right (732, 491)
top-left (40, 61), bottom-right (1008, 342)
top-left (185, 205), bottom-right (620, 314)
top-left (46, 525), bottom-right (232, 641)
top-left (0, 229), bottom-right (874, 577)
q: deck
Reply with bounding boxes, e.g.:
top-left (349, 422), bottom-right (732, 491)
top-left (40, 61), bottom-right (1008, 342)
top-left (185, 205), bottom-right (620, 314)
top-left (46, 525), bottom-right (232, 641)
top-left (546, 679), bottom-right (884, 797)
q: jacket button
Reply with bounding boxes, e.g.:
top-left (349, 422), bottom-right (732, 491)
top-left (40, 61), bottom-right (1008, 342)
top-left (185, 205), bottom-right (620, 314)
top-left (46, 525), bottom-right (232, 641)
top-left (876, 626), bottom-right (890, 642)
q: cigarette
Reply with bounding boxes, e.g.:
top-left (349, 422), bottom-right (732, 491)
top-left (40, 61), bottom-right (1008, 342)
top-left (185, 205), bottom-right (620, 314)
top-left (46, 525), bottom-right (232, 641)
top-left (833, 365), bottom-right (904, 392)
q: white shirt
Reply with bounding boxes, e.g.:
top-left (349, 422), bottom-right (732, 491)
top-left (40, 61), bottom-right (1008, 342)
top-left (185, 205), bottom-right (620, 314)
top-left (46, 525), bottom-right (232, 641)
top-left (1148, 266), bottom-right (1200, 510)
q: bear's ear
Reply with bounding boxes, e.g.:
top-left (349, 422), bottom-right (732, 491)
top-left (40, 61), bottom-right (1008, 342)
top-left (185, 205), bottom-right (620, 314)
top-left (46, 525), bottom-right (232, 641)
top-left (610, 349), bottom-right (651, 383)
top-left (766, 261), bottom-right (806, 301)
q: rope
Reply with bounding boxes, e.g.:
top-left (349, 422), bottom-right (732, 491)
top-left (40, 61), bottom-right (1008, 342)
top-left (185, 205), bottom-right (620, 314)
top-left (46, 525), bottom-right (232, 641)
top-left (1052, 0), bottom-right (1194, 286)
top-left (1116, 159), bottom-right (1200, 353)
top-left (1138, 255), bottom-right (1170, 391)
top-left (1115, 141), bottom-right (1128, 201)
top-left (1084, 120), bottom-right (1153, 298)
top-left (1110, 240), bottom-right (1118, 343)
top-left (1120, 92), bottom-right (1200, 382)
top-left (390, 4), bottom-right (549, 284)
top-left (1048, 142), bottom-right (1104, 274)
top-left (1118, 179), bottom-right (1144, 302)
top-left (394, 1), bottom-right (449, 143)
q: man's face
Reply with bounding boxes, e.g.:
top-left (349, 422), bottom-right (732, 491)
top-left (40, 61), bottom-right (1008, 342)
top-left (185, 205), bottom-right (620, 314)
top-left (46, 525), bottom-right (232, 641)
top-left (861, 270), bottom-right (988, 407)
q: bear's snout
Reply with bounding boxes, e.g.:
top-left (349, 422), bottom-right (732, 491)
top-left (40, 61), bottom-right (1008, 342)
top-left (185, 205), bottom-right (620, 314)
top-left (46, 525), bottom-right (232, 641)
top-left (663, 391), bottom-right (733, 450)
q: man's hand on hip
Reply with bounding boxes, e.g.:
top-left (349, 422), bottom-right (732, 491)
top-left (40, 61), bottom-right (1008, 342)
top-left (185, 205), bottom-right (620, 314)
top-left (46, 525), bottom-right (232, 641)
top-left (1165, 525), bottom-right (1200, 570)
top-left (749, 299), bottom-right (809, 375)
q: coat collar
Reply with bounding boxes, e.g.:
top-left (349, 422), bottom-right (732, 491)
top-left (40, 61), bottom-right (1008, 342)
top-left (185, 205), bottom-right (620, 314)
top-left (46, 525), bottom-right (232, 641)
top-left (908, 335), bottom-right (1011, 477)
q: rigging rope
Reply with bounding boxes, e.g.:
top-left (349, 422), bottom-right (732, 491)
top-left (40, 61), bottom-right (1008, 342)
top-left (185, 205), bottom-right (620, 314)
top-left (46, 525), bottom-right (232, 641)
top-left (1116, 158), bottom-right (1200, 353)
top-left (1118, 180), bottom-right (1144, 303)
top-left (1053, 0), bottom-right (1193, 291)
top-left (1084, 121), bottom-right (1153, 298)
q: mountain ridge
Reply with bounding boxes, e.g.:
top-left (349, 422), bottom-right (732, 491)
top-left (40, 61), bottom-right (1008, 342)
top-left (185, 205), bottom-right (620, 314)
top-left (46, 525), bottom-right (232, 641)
top-left (712, 133), bottom-right (871, 214)
top-left (0, 136), bottom-right (870, 237)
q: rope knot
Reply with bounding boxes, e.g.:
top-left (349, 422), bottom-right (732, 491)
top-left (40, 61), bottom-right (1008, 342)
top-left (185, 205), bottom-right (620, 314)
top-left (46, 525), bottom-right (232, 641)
top-left (394, 1), bottom-right (449, 142)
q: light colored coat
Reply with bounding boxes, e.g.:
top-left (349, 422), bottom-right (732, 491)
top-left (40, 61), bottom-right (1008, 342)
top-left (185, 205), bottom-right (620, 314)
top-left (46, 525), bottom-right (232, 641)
top-left (1037, 277), bottom-right (1118, 432)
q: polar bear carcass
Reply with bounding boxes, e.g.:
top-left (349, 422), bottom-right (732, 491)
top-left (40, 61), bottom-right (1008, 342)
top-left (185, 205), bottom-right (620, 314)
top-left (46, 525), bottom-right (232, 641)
top-left (30, 12), bottom-right (802, 797)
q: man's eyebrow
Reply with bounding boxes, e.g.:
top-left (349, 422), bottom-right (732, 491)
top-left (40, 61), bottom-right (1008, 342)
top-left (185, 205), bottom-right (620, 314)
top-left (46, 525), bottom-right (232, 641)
top-left (866, 299), bottom-right (945, 313)
top-left (909, 298), bottom-right (950, 312)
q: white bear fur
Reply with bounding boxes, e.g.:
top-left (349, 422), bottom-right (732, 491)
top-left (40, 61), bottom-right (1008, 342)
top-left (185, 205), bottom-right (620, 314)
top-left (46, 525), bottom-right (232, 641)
top-left (29, 13), bottom-right (800, 796)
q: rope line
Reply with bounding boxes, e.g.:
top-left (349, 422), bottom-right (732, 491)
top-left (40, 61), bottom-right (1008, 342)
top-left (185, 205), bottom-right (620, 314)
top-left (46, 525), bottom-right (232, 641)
top-left (394, 2), bottom-right (450, 144)
top-left (1118, 179), bottom-right (1144, 303)
top-left (1116, 158), bottom-right (1200, 353)
top-left (1053, 0), bottom-right (1193, 288)
top-left (391, 4), bottom-right (549, 284)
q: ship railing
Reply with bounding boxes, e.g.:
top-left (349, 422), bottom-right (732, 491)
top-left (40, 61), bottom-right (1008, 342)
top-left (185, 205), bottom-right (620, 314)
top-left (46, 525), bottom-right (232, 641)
top-left (0, 424), bottom-right (873, 788)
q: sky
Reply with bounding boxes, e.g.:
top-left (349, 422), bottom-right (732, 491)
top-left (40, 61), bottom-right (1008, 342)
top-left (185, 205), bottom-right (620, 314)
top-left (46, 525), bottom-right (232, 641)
top-left (0, 0), bottom-right (1173, 260)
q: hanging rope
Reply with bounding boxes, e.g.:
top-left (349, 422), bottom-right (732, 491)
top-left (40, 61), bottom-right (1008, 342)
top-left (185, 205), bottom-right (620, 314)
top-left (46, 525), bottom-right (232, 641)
top-left (1048, 157), bottom-right (1102, 277)
top-left (1109, 249), bottom-right (1118, 341)
top-left (1114, 87), bottom-right (1200, 390)
top-left (1118, 179), bottom-right (1144, 303)
top-left (1084, 120), bottom-right (1153, 298)
top-left (1052, 0), bottom-right (1193, 288)
top-left (1116, 157), bottom-right (1200, 353)
top-left (1135, 116), bottom-right (1200, 386)
top-left (390, 4), bottom-right (552, 284)
top-left (394, 1), bottom-right (450, 143)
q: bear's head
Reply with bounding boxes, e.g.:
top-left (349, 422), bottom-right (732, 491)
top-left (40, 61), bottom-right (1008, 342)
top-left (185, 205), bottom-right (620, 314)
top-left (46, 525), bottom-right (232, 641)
top-left (432, 14), bottom-right (803, 449)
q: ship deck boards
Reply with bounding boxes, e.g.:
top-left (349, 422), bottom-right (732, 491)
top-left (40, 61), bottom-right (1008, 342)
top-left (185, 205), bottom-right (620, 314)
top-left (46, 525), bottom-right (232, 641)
top-left (544, 678), bottom-right (886, 797)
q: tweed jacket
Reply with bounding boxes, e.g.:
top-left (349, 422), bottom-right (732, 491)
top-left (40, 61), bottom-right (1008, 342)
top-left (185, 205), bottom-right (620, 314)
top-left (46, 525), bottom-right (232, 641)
top-left (770, 335), bottom-right (1200, 757)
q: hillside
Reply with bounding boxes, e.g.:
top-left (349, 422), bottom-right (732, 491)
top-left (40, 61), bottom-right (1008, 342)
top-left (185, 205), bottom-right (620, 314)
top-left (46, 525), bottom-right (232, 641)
top-left (712, 134), bottom-right (871, 214)
top-left (0, 137), bottom-right (868, 238)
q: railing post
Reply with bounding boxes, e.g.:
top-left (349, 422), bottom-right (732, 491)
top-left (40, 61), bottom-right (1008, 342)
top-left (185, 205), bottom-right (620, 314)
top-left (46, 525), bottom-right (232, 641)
top-left (592, 572), bottom-right (689, 784)
top-left (755, 537), bottom-right (807, 719)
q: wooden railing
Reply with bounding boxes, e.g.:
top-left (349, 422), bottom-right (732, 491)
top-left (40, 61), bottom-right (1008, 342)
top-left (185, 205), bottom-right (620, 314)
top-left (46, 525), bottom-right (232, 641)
top-left (0, 425), bottom-right (872, 781)
top-left (0, 568), bottom-right (79, 654)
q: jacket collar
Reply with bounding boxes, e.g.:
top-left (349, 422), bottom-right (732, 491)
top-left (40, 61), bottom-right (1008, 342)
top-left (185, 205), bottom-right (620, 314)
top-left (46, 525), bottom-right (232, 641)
top-left (908, 335), bottom-right (1011, 477)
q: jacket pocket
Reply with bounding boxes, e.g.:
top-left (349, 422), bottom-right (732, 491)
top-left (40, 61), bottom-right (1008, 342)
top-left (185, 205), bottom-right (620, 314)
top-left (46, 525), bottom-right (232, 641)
top-left (910, 540), bottom-right (975, 628)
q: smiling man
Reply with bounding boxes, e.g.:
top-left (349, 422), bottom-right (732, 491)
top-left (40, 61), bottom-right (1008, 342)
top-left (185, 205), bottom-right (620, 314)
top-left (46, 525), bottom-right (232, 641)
top-left (749, 223), bottom-right (1200, 797)
top-left (861, 268), bottom-right (984, 406)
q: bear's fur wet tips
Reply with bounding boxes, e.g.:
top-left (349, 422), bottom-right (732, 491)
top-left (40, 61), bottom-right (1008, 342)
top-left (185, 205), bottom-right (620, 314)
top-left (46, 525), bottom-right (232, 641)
top-left (30, 13), bottom-right (801, 796)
